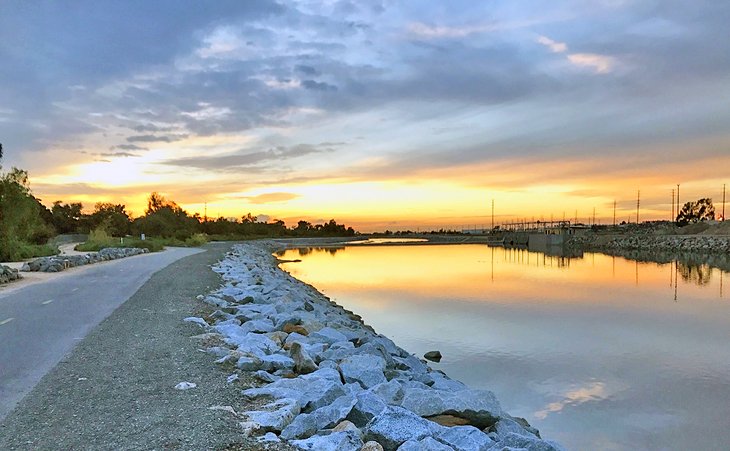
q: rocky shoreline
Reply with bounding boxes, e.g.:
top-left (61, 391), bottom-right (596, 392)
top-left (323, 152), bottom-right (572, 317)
top-left (186, 241), bottom-right (564, 451)
top-left (568, 234), bottom-right (730, 253)
top-left (20, 247), bottom-right (149, 273)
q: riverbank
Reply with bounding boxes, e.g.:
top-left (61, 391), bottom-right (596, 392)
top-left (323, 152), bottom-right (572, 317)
top-left (191, 241), bottom-right (564, 450)
top-left (568, 233), bottom-right (730, 254)
top-left (0, 243), bottom-right (270, 450)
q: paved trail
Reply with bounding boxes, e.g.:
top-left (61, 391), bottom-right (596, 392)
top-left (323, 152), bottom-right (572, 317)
top-left (0, 247), bottom-right (201, 420)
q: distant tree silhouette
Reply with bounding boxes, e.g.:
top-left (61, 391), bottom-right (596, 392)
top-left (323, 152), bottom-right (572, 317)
top-left (676, 198), bottom-right (715, 226)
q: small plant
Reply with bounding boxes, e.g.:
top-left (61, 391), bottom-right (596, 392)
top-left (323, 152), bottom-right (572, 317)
top-left (184, 233), bottom-right (209, 247)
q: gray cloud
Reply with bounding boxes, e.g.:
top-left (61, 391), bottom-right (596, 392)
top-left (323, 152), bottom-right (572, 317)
top-left (1, 0), bottom-right (729, 189)
top-left (111, 144), bottom-right (149, 151)
top-left (162, 143), bottom-right (337, 171)
top-left (126, 134), bottom-right (188, 143)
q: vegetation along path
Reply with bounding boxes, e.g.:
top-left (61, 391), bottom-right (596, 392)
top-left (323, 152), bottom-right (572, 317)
top-left (0, 245), bottom-right (256, 450)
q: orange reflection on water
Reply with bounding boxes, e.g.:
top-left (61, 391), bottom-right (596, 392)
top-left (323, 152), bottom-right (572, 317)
top-left (279, 245), bottom-right (726, 310)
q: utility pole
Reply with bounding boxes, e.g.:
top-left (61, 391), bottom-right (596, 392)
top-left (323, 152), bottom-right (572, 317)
top-left (491, 199), bottom-right (494, 230)
top-left (676, 184), bottom-right (680, 222)
top-left (204, 202), bottom-right (208, 223)
top-left (613, 200), bottom-right (616, 226)
top-left (636, 190), bottom-right (640, 224)
top-left (592, 207), bottom-right (596, 226)
top-left (671, 189), bottom-right (675, 221)
top-left (723, 184), bottom-right (726, 221)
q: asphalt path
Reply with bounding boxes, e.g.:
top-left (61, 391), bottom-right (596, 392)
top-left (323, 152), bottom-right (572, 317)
top-left (0, 246), bottom-right (202, 420)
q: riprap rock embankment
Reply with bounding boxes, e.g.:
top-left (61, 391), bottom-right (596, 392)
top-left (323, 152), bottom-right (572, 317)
top-left (21, 247), bottom-right (148, 273)
top-left (187, 242), bottom-right (564, 451)
top-left (569, 234), bottom-right (730, 253)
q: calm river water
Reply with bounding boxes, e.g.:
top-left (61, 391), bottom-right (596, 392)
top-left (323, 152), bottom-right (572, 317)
top-left (279, 244), bottom-right (730, 450)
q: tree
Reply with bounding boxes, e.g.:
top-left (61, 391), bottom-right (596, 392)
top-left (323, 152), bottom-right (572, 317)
top-left (676, 198), bottom-right (715, 226)
top-left (0, 167), bottom-right (55, 260)
top-left (88, 202), bottom-right (131, 236)
top-left (134, 192), bottom-right (200, 239)
top-left (51, 201), bottom-right (84, 233)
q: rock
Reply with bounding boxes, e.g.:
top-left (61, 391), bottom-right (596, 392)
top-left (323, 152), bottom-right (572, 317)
top-left (393, 354), bottom-right (429, 374)
top-left (242, 398), bottom-right (301, 432)
top-left (347, 391), bottom-right (388, 427)
top-left (493, 417), bottom-right (539, 439)
top-left (423, 351), bottom-right (442, 362)
top-left (290, 341), bottom-right (319, 374)
top-left (310, 326), bottom-right (349, 344)
top-left (357, 341), bottom-right (397, 368)
top-left (284, 323), bottom-right (310, 335)
top-left (397, 437), bottom-right (453, 451)
top-left (281, 394), bottom-right (357, 439)
top-left (242, 368), bottom-right (346, 412)
top-left (260, 353), bottom-right (295, 371)
top-left (361, 441), bottom-right (385, 451)
top-left (258, 432), bottom-right (281, 442)
top-left (290, 430), bottom-right (363, 451)
top-left (487, 432), bottom-right (566, 451)
top-left (241, 319), bottom-right (276, 334)
top-left (183, 317), bottom-right (209, 328)
top-left (226, 373), bottom-right (239, 384)
top-left (371, 380), bottom-right (404, 404)
top-left (334, 420), bottom-right (361, 434)
top-left (435, 425), bottom-right (494, 451)
top-left (400, 388), bottom-right (501, 428)
top-left (254, 370), bottom-right (280, 383)
top-left (174, 382), bottom-right (197, 390)
top-left (237, 355), bottom-right (263, 371)
top-left (340, 354), bottom-right (387, 389)
top-left (363, 405), bottom-right (437, 451)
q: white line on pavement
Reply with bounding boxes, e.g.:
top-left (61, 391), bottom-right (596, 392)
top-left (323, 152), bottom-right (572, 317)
top-left (42, 299), bottom-right (54, 305)
top-left (0, 317), bottom-right (15, 325)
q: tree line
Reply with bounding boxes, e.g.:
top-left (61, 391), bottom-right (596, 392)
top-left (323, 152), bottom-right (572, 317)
top-left (0, 145), bottom-right (356, 260)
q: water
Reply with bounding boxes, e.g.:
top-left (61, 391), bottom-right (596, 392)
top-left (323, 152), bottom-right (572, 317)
top-left (278, 244), bottom-right (730, 450)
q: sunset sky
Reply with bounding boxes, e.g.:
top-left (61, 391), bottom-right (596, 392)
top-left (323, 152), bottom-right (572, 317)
top-left (1, 1), bottom-right (728, 231)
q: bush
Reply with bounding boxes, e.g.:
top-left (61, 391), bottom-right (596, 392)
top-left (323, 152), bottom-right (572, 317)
top-left (75, 228), bottom-right (119, 252)
top-left (0, 237), bottom-right (57, 261)
top-left (184, 233), bottom-right (209, 247)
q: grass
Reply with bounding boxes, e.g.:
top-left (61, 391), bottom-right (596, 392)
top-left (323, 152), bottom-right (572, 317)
top-left (75, 230), bottom-right (210, 253)
top-left (0, 241), bottom-right (58, 262)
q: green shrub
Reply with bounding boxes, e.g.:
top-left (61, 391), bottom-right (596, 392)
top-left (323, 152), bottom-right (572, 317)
top-left (184, 233), bottom-right (209, 247)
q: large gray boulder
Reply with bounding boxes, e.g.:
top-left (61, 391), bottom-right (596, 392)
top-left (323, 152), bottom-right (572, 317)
top-left (309, 326), bottom-right (349, 344)
top-left (397, 437), bottom-right (454, 451)
top-left (435, 425), bottom-right (494, 451)
top-left (370, 380), bottom-right (404, 405)
top-left (289, 430), bottom-right (363, 451)
top-left (487, 432), bottom-right (566, 451)
top-left (363, 405), bottom-right (438, 451)
top-left (259, 353), bottom-right (295, 371)
top-left (400, 387), bottom-right (502, 428)
top-left (347, 391), bottom-right (388, 427)
top-left (280, 394), bottom-right (357, 439)
top-left (241, 398), bottom-right (300, 432)
top-left (493, 417), bottom-right (539, 439)
top-left (242, 368), bottom-right (345, 412)
top-left (339, 354), bottom-right (387, 389)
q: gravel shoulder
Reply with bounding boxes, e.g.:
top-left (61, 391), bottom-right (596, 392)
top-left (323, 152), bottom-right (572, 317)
top-left (0, 242), bottom-right (285, 451)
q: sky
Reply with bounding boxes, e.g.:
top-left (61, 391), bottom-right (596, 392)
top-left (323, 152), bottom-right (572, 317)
top-left (1, 0), bottom-right (728, 231)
